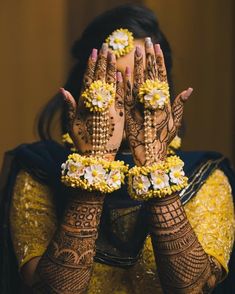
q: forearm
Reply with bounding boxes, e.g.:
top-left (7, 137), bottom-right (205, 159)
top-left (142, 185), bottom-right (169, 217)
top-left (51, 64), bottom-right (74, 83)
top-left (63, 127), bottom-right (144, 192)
top-left (33, 191), bottom-right (104, 293)
top-left (147, 193), bottom-right (223, 293)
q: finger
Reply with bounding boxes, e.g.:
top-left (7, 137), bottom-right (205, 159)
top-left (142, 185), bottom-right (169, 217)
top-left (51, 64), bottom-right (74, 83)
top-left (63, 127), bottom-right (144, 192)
top-left (154, 44), bottom-right (167, 82)
top-left (133, 46), bottom-right (144, 97)
top-left (82, 48), bottom-right (97, 91)
top-left (94, 43), bottom-right (108, 81)
top-left (106, 52), bottom-right (116, 86)
top-left (60, 88), bottom-right (77, 129)
top-left (172, 87), bottom-right (193, 130)
top-left (115, 72), bottom-right (124, 116)
top-left (145, 37), bottom-right (157, 80)
top-left (124, 66), bottom-right (134, 111)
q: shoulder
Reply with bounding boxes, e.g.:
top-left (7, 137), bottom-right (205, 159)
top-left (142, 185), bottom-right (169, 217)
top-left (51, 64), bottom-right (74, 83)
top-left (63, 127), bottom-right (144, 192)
top-left (3, 139), bottom-right (70, 187)
top-left (177, 149), bottom-right (235, 205)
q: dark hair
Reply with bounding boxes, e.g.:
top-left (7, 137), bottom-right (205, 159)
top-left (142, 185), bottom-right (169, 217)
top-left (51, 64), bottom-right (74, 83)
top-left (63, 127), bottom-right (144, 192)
top-left (37, 4), bottom-right (173, 140)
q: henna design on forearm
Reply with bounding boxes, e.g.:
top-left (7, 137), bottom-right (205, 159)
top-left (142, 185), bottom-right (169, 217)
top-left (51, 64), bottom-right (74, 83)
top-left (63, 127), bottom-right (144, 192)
top-left (33, 192), bottom-right (104, 293)
top-left (147, 194), bottom-right (223, 293)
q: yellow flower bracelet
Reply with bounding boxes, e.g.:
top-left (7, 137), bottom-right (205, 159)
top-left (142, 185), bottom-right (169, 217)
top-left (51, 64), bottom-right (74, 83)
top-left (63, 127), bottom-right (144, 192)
top-left (128, 155), bottom-right (188, 200)
top-left (61, 153), bottom-right (129, 193)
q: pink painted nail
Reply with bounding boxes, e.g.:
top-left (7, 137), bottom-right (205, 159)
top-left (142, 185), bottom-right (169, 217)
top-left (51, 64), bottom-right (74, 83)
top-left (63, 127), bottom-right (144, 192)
top-left (136, 45), bottom-right (142, 56)
top-left (60, 87), bottom-right (66, 96)
top-left (108, 52), bottom-right (116, 62)
top-left (116, 71), bottom-right (123, 82)
top-left (101, 43), bottom-right (108, 53)
top-left (125, 66), bottom-right (131, 76)
top-left (154, 44), bottom-right (161, 54)
top-left (91, 48), bottom-right (98, 61)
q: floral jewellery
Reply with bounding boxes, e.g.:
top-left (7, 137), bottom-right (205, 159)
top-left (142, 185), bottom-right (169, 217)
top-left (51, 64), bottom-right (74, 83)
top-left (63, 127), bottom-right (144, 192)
top-left (127, 155), bottom-right (188, 200)
top-left (81, 80), bottom-right (115, 113)
top-left (105, 28), bottom-right (134, 58)
top-left (138, 79), bottom-right (170, 165)
top-left (61, 153), bottom-right (129, 193)
top-left (138, 79), bottom-right (170, 110)
top-left (81, 80), bottom-right (115, 157)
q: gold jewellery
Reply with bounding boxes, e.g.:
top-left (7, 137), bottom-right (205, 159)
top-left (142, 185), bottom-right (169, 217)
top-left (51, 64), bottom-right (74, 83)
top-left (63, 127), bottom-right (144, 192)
top-left (106, 28), bottom-right (134, 58)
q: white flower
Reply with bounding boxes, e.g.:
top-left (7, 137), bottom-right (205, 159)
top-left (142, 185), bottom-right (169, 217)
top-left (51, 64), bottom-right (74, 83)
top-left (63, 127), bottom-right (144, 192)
top-left (133, 175), bottom-right (151, 195)
top-left (61, 162), bottom-right (68, 176)
top-left (106, 169), bottom-right (122, 189)
top-left (84, 164), bottom-right (106, 185)
top-left (67, 161), bottom-right (85, 178)
top-left (150, 171), bottom-right (170, 190)
top-left (144, 88), bottom-right (167, 109)
top-left (169, 166), bottom-right (185, 184)
top-left (109, 30), bottom-right (129, 50)
top-left (92, 87), bottom-right (113, 109)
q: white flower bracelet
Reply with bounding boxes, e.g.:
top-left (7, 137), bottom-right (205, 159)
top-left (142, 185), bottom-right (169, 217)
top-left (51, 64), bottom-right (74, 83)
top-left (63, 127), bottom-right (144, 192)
top-left (61, 153), bottom-right (129, 193)
top-left (128, 155), bottom-right (188, 200)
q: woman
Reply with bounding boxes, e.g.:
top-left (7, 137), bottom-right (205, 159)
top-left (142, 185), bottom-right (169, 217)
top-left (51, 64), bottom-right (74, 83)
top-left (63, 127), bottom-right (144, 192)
top-left (0, 4), bottom-right (234, 293)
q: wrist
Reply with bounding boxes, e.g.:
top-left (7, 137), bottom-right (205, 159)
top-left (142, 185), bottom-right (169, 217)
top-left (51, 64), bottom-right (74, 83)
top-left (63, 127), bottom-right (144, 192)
top-left (68, 189), bottom-right (105, 203)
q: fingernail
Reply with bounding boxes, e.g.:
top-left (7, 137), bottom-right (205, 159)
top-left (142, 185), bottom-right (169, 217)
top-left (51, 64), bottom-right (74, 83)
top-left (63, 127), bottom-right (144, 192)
top-left (136, 45), bottom-right (142, 56)
top-left (145, 37), bottom-right (152, 48)
top-left (108, 52), bottom-right (116, 62)
top-left (125, 66), bottom-right (131, 76)
top-left (91, 48), bottom-right (98, 61)
top-left (102, 43), bottom-right (108, 53)
top-left (186, 87), bottom-right (193, 96)
top-left (154, 44), bottom-right (161, 54)
top-left (60, 87), bottom-right (66, 95)
top-left (116, 71), bottom-right (123, 82)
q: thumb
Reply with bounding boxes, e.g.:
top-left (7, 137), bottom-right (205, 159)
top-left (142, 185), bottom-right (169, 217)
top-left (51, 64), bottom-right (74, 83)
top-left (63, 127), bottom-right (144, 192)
top-left (60, 88), bottom-right (77, 129)
top-left (172, 87), bottom-right (193, 131)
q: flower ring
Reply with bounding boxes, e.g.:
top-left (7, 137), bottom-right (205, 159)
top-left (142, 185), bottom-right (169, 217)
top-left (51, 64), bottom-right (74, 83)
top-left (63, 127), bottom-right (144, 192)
top-left (82, 80), bottom-right (115, 112)
top-left (138, 79), bottom-right (170, 110)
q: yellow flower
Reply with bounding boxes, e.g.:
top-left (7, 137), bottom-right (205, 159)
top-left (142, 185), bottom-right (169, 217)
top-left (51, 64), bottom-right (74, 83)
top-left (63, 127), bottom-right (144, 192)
top-left (139, 79), bottom-right (170, 110)
top-left (82, 80), bottom-right (115, 112)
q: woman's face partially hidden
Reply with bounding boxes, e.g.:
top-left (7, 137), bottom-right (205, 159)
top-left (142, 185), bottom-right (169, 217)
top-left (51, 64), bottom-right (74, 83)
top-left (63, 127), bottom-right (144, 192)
top-left (115, 39), bottom-right (146, 144)
top-left (116, 39), bottom-right (146, 83)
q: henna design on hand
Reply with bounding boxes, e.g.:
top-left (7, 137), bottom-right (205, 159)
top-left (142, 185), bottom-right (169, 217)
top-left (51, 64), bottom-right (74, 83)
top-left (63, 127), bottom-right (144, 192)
top-left (34, 193), bottom-right (104, 293)
top-left (61, 45), bottom-right (125, 157)
top-left (147, 194), bottom-right (223, 293)
top-left (124, 40), bottom-right (193, 165)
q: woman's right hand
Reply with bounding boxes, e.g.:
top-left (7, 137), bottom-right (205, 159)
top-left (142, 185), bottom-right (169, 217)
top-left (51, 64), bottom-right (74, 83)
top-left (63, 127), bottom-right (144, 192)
top-left (61, 44), bottom-right (125, 160)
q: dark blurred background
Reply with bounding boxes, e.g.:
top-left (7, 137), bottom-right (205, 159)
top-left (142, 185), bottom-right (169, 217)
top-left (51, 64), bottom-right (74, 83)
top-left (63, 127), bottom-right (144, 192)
top-left (0, 0), bottom-right (234, 165)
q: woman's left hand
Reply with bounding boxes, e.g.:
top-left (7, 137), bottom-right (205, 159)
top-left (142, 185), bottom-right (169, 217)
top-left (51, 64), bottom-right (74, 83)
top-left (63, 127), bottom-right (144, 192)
top-left (124, 38), bottom-right (193, 166)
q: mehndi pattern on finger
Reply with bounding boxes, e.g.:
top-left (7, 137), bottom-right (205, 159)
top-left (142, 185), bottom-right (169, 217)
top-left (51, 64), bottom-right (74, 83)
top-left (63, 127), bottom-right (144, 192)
top-left (106, 28), bottom-right (134, 58)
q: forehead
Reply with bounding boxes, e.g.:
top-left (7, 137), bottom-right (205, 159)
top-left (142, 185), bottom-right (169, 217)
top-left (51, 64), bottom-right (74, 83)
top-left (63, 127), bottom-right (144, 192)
top-left (115, 39), bottom-right (146, 76)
